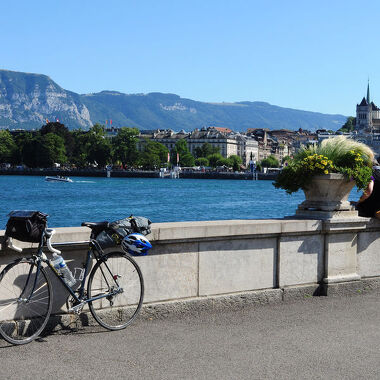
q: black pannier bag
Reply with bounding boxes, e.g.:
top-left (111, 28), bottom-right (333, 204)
top-left (5, 210), bottom-right (48, 243)
top-left (96, 215), bottom-right (152, 249)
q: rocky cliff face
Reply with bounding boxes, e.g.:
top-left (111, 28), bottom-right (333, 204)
top-left (0, 70), bottom-right (92, 129)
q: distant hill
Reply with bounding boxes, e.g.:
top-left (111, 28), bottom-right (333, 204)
top-left (0, 69), bottom-right (348, 131)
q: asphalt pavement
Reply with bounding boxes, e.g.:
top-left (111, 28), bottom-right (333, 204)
top-left (1, 290), bottom-right (379, 380)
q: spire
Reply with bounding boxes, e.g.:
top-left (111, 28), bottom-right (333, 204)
top-left (367, 79), bottom-right (370, 104)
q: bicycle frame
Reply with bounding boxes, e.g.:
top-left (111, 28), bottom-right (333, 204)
top-left (29, 232), bottom-right (122, 308)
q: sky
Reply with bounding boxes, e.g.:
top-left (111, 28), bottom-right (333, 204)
top-left (1, 0), bottom-right (379, 116)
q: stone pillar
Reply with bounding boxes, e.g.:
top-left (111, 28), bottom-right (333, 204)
top-left (322, 217), bottom-right (369, 287)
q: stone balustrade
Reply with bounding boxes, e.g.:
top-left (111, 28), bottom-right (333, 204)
top-left (1, 217), bottom-right (380, 316)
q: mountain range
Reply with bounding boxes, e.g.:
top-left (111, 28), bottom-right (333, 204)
top-left (0, 69), bottom-right (348, 132)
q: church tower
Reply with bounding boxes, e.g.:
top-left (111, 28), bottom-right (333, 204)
top-left (356, 81), bottom-right (380, 139)
top-left (356, 81), bottom-right (372, 131)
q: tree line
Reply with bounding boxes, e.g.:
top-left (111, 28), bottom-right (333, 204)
top-left (0, 122), bottom-right (245, 171)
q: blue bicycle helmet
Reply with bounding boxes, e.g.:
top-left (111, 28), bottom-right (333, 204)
top-left (121, 233), bottom-right (152, 256)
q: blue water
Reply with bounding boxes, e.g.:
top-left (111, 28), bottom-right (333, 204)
top-left (0, 176), bottom-right (362, 228)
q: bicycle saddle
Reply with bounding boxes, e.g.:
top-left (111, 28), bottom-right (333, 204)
top-left (81, 221), bottom-right (109, 236)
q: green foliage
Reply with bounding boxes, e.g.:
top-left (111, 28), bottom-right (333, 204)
top-left (194, 143), bottom-right (220, 158)
top-left (71, 130), bottom-right (90, 167)
top-left (70, 124), bottom-right (112, 167)
top-left (207, 153), bottom-right (224, 168)
top-left (195, 157), bottom-right (209, 166)
top-left (139, 140), bottom-right (169, 169)
top-left (228, 155), bottom-right (243, 171)
top-left (274, 136), bottom-right (374, 194)
top-left (260, 155), bottom-right (279, 168)
top-left (170, 139), bottom-right (195, 166)
top-left (0, 130), bottom-right (17, 163)
top-left (112, 127), bottom-right (139, 167)
top-left (180, 152), bottom-right (195, 167)
top-left (216, 157), bottom-right (231, 167)
top-left (338, 116), bottom-right (356, 133)
top-left (41, 122), bottom-right (75, 158)
top-left (12, 131), bottom-right (33, 164)
top-left (23, 133), bottom-right (67, 168)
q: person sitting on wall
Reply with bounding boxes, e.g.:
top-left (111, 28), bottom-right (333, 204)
top-left (356, 163), bottom-right (380, 219)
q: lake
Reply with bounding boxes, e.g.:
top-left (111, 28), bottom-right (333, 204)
top-left (0, 175), bottom-right (362, 228)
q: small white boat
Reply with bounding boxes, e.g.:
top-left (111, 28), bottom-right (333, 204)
top-left (45, 176), bottom-right (73, 183)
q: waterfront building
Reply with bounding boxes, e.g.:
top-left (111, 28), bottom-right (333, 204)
top-left (352, 82), bottom-right (380, 156)
top-left (138, 129), bottom-right (190, 152)
top-left (187, 127), bottom-right (238, 159)
top-left (234, 133), bottom-right (259, 166)
top-left (356, 81), bottom-right (380, 139)
top-left (247, 128), bottom-right (294, 162)
top-left (138, 126), bottom-right (258, 167)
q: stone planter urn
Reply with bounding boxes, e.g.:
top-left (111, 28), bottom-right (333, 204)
top-left (295, 173), bottom-right (358, 219)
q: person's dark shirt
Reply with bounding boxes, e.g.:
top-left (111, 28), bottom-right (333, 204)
top-left (357, 169), bottom-right (380, 217)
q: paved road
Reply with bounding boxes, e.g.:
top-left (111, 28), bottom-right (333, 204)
top-left (1, 291), bottom-right (379, 380)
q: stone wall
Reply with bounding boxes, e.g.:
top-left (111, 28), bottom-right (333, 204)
top-left (1, 217), bottom-right (380, 315)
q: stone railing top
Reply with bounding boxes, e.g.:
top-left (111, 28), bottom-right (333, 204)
top-left (0, 217), bottom-right (379, 251)
top-left (0, 219), bottom-right (324, 248)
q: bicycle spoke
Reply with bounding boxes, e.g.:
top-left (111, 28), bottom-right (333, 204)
top-left (88, 252), bottom-right (144, 330)
top-left (0, 260), bottom-right (52, 345)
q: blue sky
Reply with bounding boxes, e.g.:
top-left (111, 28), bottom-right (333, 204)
top-left (1, 0), bottom-right (379, 116)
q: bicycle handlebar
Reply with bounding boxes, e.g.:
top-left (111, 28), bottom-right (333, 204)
top-left (6, 228), bottom-right (62, 255)
top-left (7, 238), bottom-right (22, 252)
top-left (45, 229), bottom-right (61, 254)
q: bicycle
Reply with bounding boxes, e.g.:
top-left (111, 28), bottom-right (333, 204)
top-left (0, 215), bottom-right (151, 345)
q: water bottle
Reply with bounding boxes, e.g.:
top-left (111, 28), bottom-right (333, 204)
top-left (51, 253), bottom-right (76, 287)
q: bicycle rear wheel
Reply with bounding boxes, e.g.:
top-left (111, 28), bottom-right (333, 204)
top-left (0, 258), bottom-right (52, 345)
top-left (87, 252), bottom-right (144, 330)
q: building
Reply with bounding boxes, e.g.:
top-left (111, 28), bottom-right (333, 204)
top-left (356, 81), bottom-right (380, 140)
top-left (138, 126), bottom-right (258, 167)
top-left (187, 127), bottom-right (238, 159)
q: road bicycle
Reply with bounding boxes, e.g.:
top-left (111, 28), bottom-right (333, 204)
top-left (0, 219), bottom-right (148, 345)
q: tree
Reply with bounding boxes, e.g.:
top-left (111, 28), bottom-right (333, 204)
top-left (216, 157), bottom-right (231, 168)
top-left (194, 143), bottom-right (219, 158)
top-left (88, 138), bottom-right (112, 167)
top-left (195, 157), bottom-right (209, 166)
top-left (207, 153), bottom-right (224, 168)
top-left (0, 130), bottom-right (17, 163)
top-left (228, 155), bottom-right (243, 171)
top-left (13, 131), bottom-right (33, 164)
top-left (41, 133), bottom-right (67, 166)
top-left (23, 133), bottom-right (67, 168)
top-left (139, 140), bottom-right (169, 169)
top-left (338, 117), bottom-right (356, 133)
top-left (80, 124), bottom-right (112, 167)
top-left (171, 139), bottom-right (195, 166)
top-left (71, 130), bottom-right (90, 167)
top-left (260, 155), bottom-right (279, 168)
top-left (112, 127), bottom-right (139, 167)
top-left (41, 122), bottom-right (75, 159)
top-left (180, 152), bottom-right (195, 167)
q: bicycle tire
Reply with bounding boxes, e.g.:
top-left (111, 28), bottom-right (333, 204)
top-left (87, 252), bottom-right (144, 330)
top-left (0, 258), bottom-right (52, 345)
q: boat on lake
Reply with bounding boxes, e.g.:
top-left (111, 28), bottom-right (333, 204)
top-left (45, 176), bottom-right (73, 183)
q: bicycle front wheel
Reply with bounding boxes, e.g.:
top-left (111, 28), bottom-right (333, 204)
top-left (88, 252), bottom-right (144, 330)
top-left (0, 258), bottom-right (52, 345)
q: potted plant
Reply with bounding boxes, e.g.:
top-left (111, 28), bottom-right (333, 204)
top-left (273, 136), bottom-right (374, 214)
